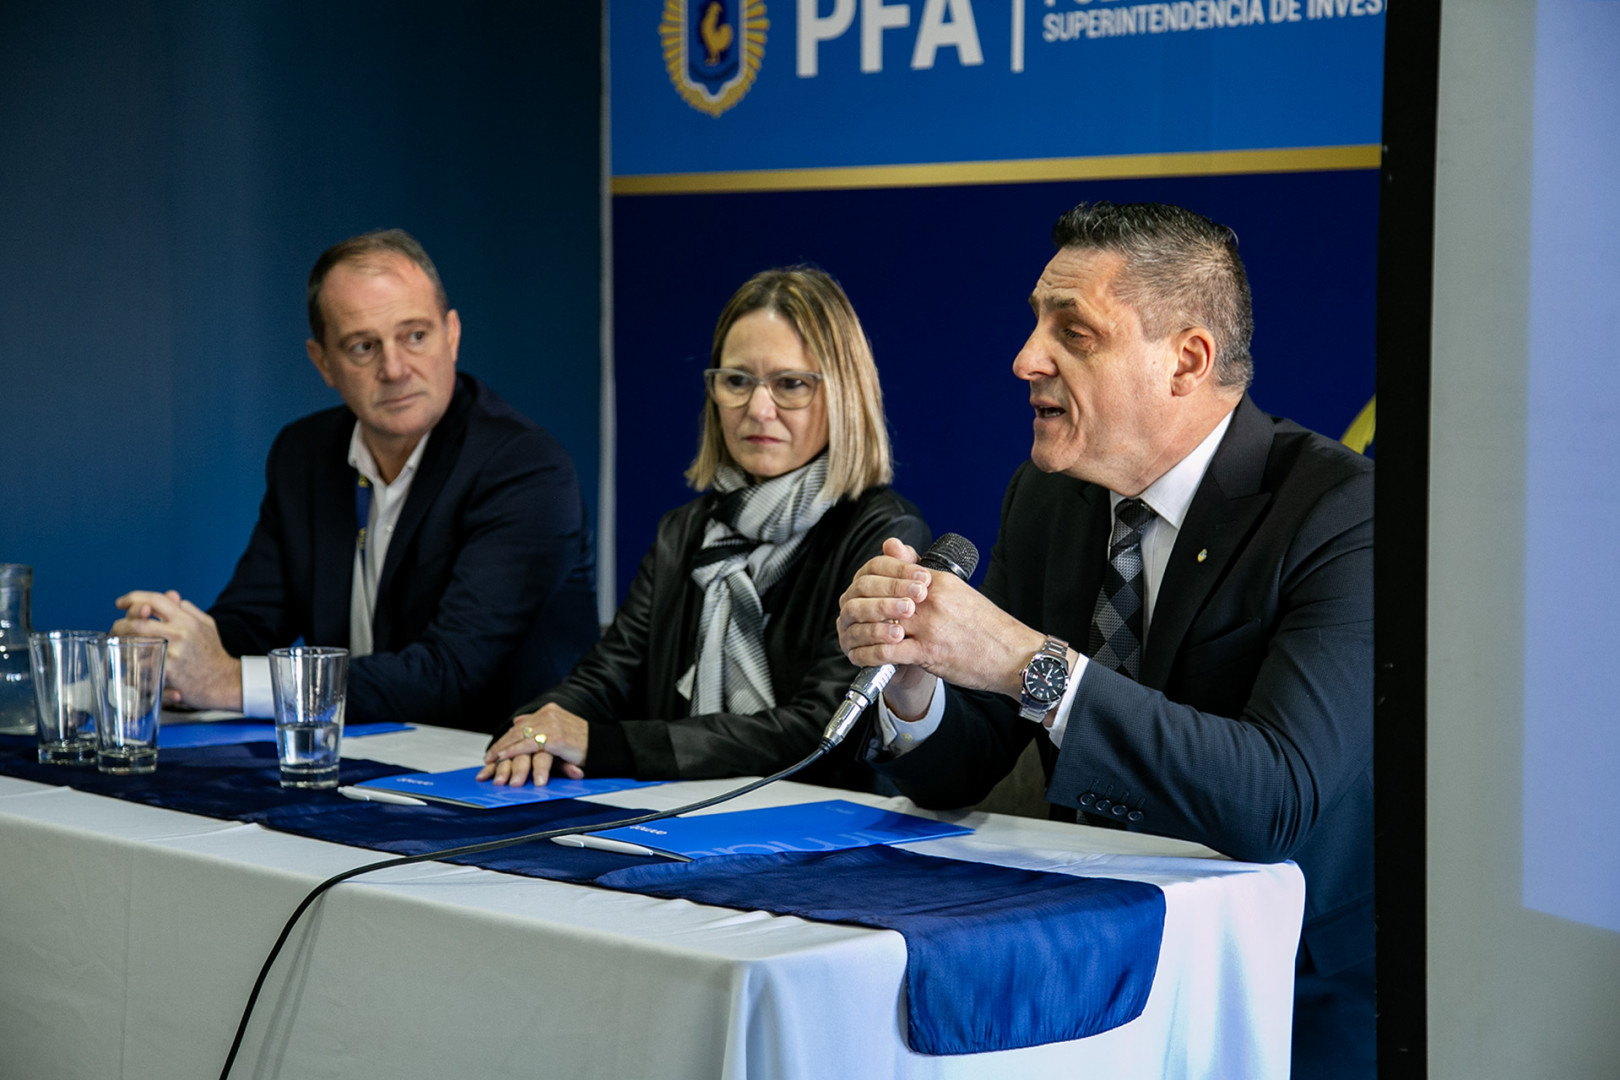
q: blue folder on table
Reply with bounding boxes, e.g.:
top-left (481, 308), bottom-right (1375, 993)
top-left (355, 766), bottom-right (665, 809)
top-left (594, 799), bottom-right (971, 859)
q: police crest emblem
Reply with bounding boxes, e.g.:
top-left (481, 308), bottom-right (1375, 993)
top-left (660, 0), bottom-right (768, 117)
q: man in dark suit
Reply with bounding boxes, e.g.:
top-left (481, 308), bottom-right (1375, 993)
top-left (837, 202), bottom-right (1373, 1077)
top-left (112, 230), bottom-right (598, 732)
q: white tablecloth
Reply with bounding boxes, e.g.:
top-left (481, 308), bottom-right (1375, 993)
top-left (0, 724), bottom-right (1302, 1079)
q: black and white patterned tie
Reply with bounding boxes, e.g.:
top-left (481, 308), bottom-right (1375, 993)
top-left (1087, 498), bottom-right (1157, 681)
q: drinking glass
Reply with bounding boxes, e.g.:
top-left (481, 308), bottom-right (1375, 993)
top-left (269, 646), bottom-right (348, 789)
top-left (30, 630), bottom-right (105, 765)
top-left (90, 636), bottom-right (167, 775)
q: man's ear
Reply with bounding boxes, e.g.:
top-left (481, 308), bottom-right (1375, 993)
top-left (1170, 327), bottom-right (1217, 397)
top-left (445, 309), bottom-right (462, 364)
top-left (307, 338), bottom-right (337, 388)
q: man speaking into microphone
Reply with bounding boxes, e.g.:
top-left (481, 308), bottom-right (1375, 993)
top-left (836, 202), bottom-right (1373, 1079)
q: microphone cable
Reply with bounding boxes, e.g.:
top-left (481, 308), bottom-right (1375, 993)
top-left (218, 740), bottom-right (838, 1080)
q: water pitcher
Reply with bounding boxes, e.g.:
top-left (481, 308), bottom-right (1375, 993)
top-left (0, 564), bottom-right (36, 734)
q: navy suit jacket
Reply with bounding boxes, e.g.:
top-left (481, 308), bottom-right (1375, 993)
top-left (880, 395), bottom-right (1374, 977)
top-left (210, 372), bottom-right (599, 732)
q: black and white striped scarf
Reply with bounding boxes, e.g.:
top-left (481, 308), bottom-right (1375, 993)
top-left (687, 454), bottom-right (833, 715)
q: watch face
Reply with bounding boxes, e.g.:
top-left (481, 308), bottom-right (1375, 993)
top-left (1023, 654), bottom-right (1067, 704)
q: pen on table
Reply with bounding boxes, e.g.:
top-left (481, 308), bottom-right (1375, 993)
top-left (551, 833), bottom-right (662, 857)
top-left (338, 786), bottom-right (428, 806)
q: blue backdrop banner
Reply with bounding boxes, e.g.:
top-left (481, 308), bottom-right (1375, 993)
top-left (606, 0), bottom-right (1382, 605)
top-left (612, 0), bottom-right (1384, 177)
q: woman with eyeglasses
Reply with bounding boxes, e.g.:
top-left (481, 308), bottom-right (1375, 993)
top-left (479, 267), bottom-right (929, 789)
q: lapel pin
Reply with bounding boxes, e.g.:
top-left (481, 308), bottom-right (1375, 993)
top-left (1196, 549), bottom-right (1208, 563)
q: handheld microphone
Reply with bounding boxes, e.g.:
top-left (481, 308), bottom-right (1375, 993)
top-left (821, 533), bottom-right (980, 748)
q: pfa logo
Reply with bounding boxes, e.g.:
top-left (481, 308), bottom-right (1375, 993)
top-left (660, 0), bottom-right (768, 117)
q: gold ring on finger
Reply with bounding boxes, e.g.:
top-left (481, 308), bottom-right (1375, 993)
top-left (535, 732), bottom-right (548, 749)
top-left (523, 725), bottom-right (534, 737)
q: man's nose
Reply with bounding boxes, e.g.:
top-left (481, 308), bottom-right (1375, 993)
top-left (377, 341), bottom-right (409, 380)
top-left (1012, 332), bottom-right (1054, 382)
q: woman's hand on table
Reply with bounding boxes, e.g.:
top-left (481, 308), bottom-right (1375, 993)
top-left (478, 703), bottom-right (590, 786)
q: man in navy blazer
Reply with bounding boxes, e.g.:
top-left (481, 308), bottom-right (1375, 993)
top-left (837, 203), bottom-right (1373, 1077)
top-left (112, 230), bottom-right (598, 732)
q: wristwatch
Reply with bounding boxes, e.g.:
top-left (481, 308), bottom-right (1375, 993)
top-left (1018, 635), bottom-right (1071, 722)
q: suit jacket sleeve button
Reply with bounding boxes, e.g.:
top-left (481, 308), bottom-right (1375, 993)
top-left (1127, 810), bottom-right (1144, 822)
top-left (1111, 804), bottom-right (1128, 817)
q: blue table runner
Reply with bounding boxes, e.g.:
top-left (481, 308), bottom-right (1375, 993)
top-left (0, 734), bottom-right (1166, 1054)
top-left (0, 738), bottom-right (661, 881)
top-left (0, 740), bottom-right (404, 820)
top-left (159, 720), bottom-right (413, 749)
top-left (601, 845), bottom-right (1164, 1054)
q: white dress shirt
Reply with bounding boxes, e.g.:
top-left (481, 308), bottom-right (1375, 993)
top-left (877, 410), bottom-right (1233, 755)
top-left (239, 425), bottom-right (430, 717)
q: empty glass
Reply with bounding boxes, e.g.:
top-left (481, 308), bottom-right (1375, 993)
top-left (30, 630), bottom-right (106, 765)
top-left (89, 636), bottom-right (167, 775)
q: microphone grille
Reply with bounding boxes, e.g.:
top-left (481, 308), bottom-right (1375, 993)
top-left (921, 532), bottom-right (979, 580)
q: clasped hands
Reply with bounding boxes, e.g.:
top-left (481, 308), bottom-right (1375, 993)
top-left (480, 703), bottom-right (590, 787)
top-left (480, 537), bottom-right (1039, 785)
top-left (111, 590), bottom-right (242, 710)
top-left (836, 538), bottom-right (1048, 718)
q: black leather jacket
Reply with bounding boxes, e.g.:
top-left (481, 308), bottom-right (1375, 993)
top-left (514, 485), bottom-right (929, 789)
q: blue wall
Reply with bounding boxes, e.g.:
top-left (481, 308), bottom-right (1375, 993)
top-left (0, 0), bottom-right (603, 632)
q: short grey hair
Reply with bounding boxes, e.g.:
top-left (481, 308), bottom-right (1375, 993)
top-left (306, 228), bottom-right (448, 343)
top-left (1051, 202), bottom-right (1254, 391)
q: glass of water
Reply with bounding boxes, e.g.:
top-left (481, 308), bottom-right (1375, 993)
top-left (268, 646), bottom-right (348, 789)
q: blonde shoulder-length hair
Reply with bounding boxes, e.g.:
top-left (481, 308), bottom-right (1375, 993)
top-left (685, 267), bottom-right (893, 501)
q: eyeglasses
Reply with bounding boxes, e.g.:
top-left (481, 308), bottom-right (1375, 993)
top-left (703, 369), bottom-right (825, 410)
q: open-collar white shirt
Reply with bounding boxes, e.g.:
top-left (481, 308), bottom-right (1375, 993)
top-left (238, 425), bottom-right (430, 718)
